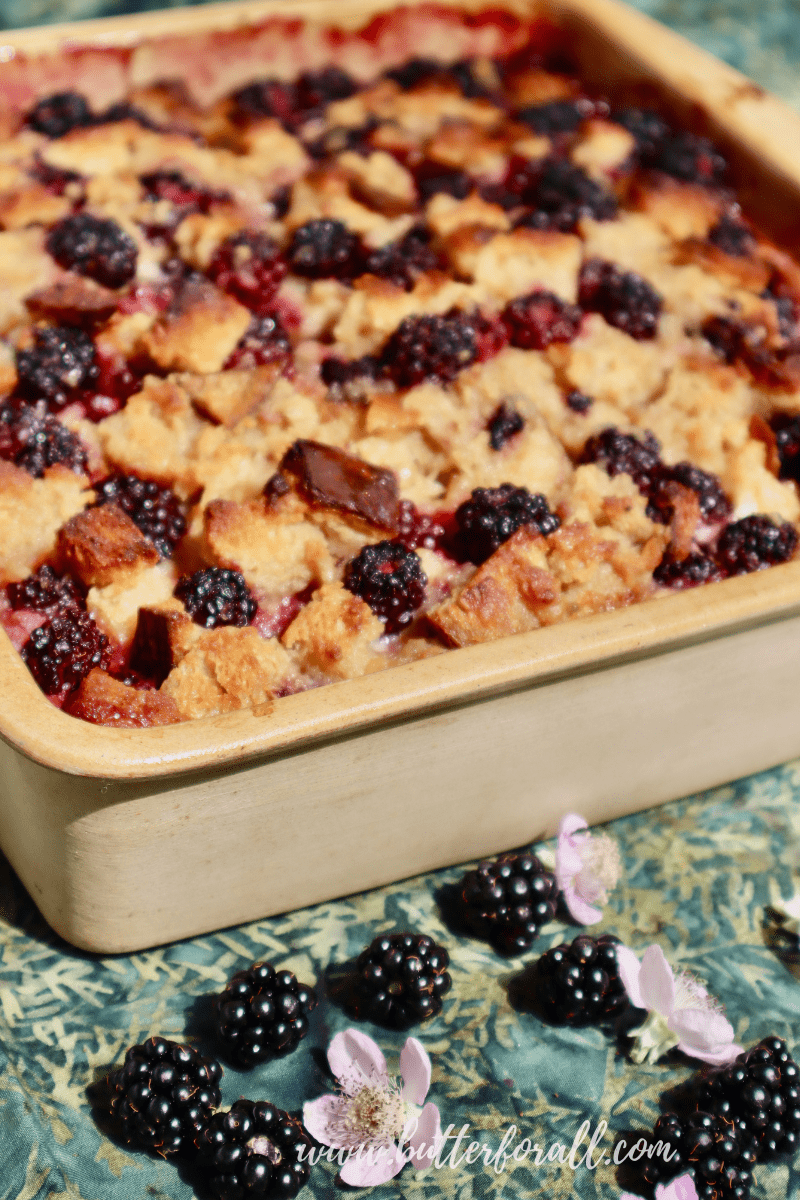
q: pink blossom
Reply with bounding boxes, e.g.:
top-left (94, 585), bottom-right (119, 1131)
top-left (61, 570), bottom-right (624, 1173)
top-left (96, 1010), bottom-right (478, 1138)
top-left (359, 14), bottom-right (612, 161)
top-left (555, 813), bottom-right (622, 924)
top-left (621, 1172), bottom-right (699, 1200)
top-left (302, 1028), bottom-right (441, 1186)
top-left (616, 943), bottom-right (742, 1065)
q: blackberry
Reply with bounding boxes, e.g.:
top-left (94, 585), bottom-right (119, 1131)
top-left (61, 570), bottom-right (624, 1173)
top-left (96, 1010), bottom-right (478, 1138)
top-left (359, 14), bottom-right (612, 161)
top-left (343, 540), bottom-right (427, 632)
top-left (233, 79), bottom-right (300, 126)
top-left (665, 462), bottom-right (731, 522)
top-left (703, 315), bottom-right (744, 364)
top-left (0, 399), bottom-right (87, 478)
top-left (447, 59), bottom-right (496, 100)
top-left (613, 108), bottom-right (671, 158)
top-left (296, 66), bottom-right (357, 112)
top-left (7, 565), bottom-right (84, 613)
top-left (716, 515), bottom-right (797, 575)
top-left (175, 568), bottom-right (256, 628)
top-left (320, 355), bottom-right (380, 392)
top-left (517, 158), bottom-right (617, 232)
top-left (579, 427), bottom-right (663, 496)
top-left (769, 411), bottom-right (800, 482)
top-left (459, 852), bottom-right (557, 954)
top-left (287, 219), bottom-right (360, 279)
top-left (642, 1111), bottom-right (750, 1197)
top-left (208, 232), bottom-right (287, 314)
top-left (487, 402), bottom-right (524, 450)
top-left (696, 1037), bottom-right (800, 1162)
top-left (46, 213), bottom-right (138, 289)
top-left (214, 962), bottom-right (317, 1067)
top-left (566, 389), bottom-right (593, 413)
top-left (654, 550), bottom-right (724, 589)
top-left (413, 162), bottom-right (472, 203)
top-left (708, 213), bottom-right (755, 258)
top-left (454, 484), bottom-right (561, 564)
top-left (354, 932), bottom-right (452, 1027)
top-left (195, 1100), bottom-right (312, 1200)
top-left (16, 326), bottom-right (98, 410)
top-left (579, 258), bottom-right (663, 339)
top-left (141, 170), bottom-right (220, 214)
top-left (502, 290), bottom-right (582, 350)
top-left (380, 312), bottom-right (477, 387)
top-left (27, 91), bottom-right (92, 138)
top-left (531, 933), bottom-right (627, 1024)
top-left (22, 608), bottom-right (109, 698)
top-left (648, 132), bottom-right (727, 184)
top-left (516, 98), bottom-right (592, 135)
top-left (93, 474), bottom-right (186, 558)
top-left (108, 1036), bottom-right (222, 1157)
top-left (226, 314), bottom-right (291, 369)
top-left (385, 58), bottom-right (440, 89)
top-left (364, 226), bottom-right (439, 290)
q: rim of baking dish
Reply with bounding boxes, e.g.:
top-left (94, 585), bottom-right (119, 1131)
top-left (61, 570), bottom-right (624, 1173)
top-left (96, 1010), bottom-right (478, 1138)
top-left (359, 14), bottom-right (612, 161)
top-left (3, 0), bottom-right (800, 780)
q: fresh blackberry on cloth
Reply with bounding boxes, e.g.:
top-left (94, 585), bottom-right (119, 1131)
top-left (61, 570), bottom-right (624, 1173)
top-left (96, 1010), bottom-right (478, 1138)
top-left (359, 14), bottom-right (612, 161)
top-left (109, 1036), bottom-right (222, 1157)
top-left (16, 325), bottom-right (98, 410)
top-left (0, 400), bottom-right (87, 478)
top-left (380, 312), bottom-right (477, 387)
top-left (343, 541), bottom-right (427, 633)
top-left (695, 1036), bottom-right (800, 1162)
top-left (94, 474), bottom-right (185, 558)
top-left (640, 1110), bottom-right (751, 1197)
top-left (46, 213), bottom-right (138, 288)
top-left (453, 484), bottom-right (560, 564)
top-left (354, 932), bottom-right (452, 1027)
top-left (22, 608), bottom-right (109, 699)
top-left (175, 568), bottom-right (256, 629)
top-left (531, 934), bottom-right (627, 1024)
top-left (27, 91), bottom-right (92, 138)
top-left (579, 258), bottom-right (663, 339)
top-left (716, 515), bottom-right (797, 575)
top-left (214, 962), bottom-right (317, 1067)
top-left (7, 565), bottom-right (84, 613)
top-left (195, 1100), bottom-right (312, 1199)
top-left (459, 852), bottom-right (557, 954)
top-left (287, 219), bottom-right (360, 279)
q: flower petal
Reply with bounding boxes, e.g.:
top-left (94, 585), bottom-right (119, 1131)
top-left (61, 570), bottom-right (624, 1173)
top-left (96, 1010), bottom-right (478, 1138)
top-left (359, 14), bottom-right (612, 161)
top-left (339, 1143), bottom-right (406, 1186)
top-left (562, 883), bottom-right (603, 926)
top-left (656, 1173), bottom-right (699, 1200)
top-left (399, 1038), bottom-right (431, 1105)
top-left (671, 1003), bottom-right (738, 1060)
top-left (302, 1095), bottom-right (346, 1148)
top-left (615, 944), bottom-right (645, 1009)
top-left (328, 1028), bottom-right (388, 1086)
top-left (638, 945), bottom-right (676, 1016)
top-left (406, 1102), bottom-right (442, 1171)
top-left (559, 812), bottom-right (589, 840)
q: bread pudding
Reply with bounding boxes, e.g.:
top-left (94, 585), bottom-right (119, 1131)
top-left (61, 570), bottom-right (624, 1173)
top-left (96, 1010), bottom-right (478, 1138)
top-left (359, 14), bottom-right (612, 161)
top-left (2, 7), bottom-right (800, 728)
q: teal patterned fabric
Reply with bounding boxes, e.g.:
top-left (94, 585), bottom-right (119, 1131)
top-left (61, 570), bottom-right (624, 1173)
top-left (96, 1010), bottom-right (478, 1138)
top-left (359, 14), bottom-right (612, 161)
top-left (1, 767), bottom-right (800, 1198)
top-left (1, 2), bottom-right (800, 1198)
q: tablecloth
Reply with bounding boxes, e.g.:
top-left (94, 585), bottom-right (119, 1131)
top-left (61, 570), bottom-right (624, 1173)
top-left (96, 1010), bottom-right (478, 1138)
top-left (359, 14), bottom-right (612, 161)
top-left (1, 0), bottom-right (800, 1196)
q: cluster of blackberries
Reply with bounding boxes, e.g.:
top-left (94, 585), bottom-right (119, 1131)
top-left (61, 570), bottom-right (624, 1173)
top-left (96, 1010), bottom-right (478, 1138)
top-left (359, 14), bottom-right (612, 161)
top-left (529, 934), bottom-right (628, 1025)
top-left (459, 852), bottom-right (558, 954)
top-left (632, 1038), bottom-right (800, 1198)
top-left (353, 933), bottom-right (452, 1027)
top-left (214, 964), bottom-right (318, 1067)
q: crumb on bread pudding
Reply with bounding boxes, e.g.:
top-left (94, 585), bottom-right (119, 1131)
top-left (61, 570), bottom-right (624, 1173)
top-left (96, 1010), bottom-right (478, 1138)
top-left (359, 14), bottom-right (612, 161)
top-left (3, 12), bottom-right (800, 726)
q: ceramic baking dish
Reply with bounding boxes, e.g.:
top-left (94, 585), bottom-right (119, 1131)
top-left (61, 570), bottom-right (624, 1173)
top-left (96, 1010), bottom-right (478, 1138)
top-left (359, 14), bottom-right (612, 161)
top-left (2, 0), bottom-right (800, 955)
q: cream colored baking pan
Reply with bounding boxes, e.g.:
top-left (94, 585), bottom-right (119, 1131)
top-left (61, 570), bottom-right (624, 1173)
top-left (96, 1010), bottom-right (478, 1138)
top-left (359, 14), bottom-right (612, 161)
top-left (3, 0), bottom-right (800, 954)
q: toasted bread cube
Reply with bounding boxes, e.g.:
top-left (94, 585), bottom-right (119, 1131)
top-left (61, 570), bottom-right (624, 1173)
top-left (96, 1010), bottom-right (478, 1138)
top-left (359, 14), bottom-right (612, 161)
top-left (425, 192), bottom-right (510, 238)
top-left (0, 183), bottom-right (72, 230)
top-left (0, 228), bottom-right (59, 332)
top-left (337, 150), bottom-right (416, 212)
top-left (428, 528), bottom-right (554, 647)
top-left (97, 376), bottom-right (207, 493)
top-left (281, 581), bottom-right (385, 680)
top-left (86, 560), bottom-right (178, 643)
top-left (143, 278), bottom-right (251, 374)
top-left (174, 366), bottom-right (281, 427)
top-left (68, 669), bottom-right (182, 727)
top-left (0, 464), bottom-right (90, 583)
top-left (160, 626), bottom-right (293, 720)
top-left (57, 503), bottom-right (159, 588)
top-left (203, 498), bottom-right (334, 599)
top-left (444, 227), bottom-right (582, 303)
top-left (130, 601), bottom-right (199, 685)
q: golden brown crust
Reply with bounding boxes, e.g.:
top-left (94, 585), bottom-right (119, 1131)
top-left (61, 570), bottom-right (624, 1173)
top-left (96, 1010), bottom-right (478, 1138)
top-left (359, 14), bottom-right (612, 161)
top-left (57, 503), bottom-right (160, 588)
top-left (67, 669), bottom-right (183, 727)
